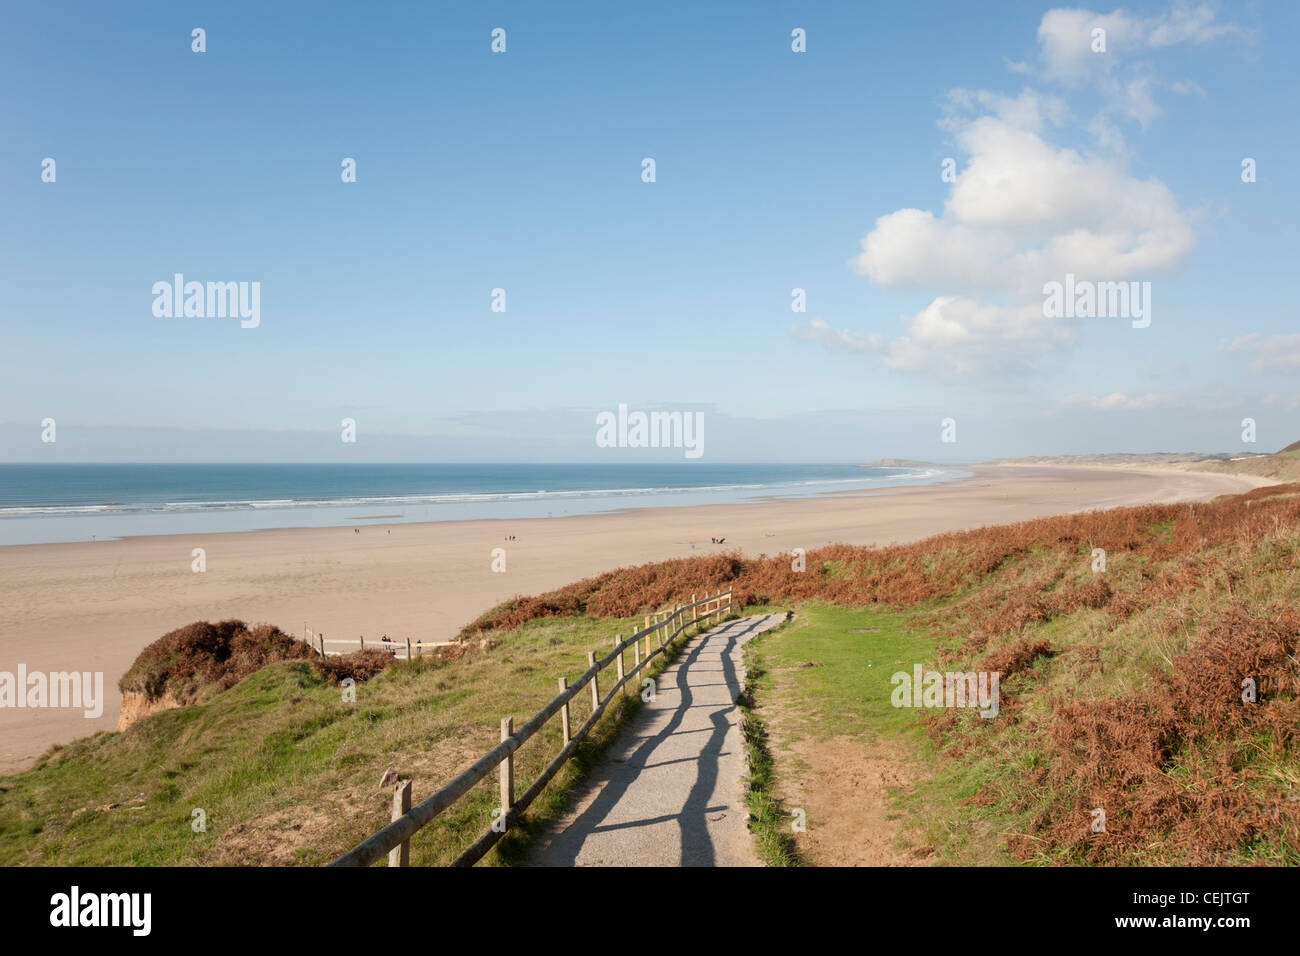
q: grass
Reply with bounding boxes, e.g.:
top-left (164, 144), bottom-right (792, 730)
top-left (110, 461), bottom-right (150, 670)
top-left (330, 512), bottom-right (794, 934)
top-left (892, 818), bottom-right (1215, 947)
top-left (735, 619), bottom-right (802, 867)
top-left (735, 500), bottom-right (1300, 866)
top-left (738, 603), bottom-right (971, 864)
top-left (0, 610), bottom-right (724, 866)
top-left (748, 603), bottom-right (937, 741)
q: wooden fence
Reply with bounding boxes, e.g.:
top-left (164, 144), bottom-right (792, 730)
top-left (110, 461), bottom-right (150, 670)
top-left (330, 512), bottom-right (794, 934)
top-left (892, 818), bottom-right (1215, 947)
top-left (301, 625), bottom-right (456, 661)
top-left (328, 588), bottom-right (734, 867)
top-left (318, 635), bottom-right (456, 660)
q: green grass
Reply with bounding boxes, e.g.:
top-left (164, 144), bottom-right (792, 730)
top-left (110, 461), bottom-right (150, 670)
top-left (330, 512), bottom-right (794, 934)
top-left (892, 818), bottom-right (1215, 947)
top-left (740, 600), bottom-right (1157, 866)
top-left (735, 623), bottom-right (802, 866)
top-left (738, 602), bottom-right (998, 864)
top-left (0, 611), bottom-right (724, 866)
top-left (748, 603), bottom-right (937, 741)
top-left (739, 603), bottom-right (1078, 865)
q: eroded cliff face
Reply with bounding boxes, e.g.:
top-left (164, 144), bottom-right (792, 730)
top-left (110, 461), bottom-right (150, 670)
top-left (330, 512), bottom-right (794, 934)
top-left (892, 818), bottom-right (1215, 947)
top-left (115, 689), bottom-right (184, 732)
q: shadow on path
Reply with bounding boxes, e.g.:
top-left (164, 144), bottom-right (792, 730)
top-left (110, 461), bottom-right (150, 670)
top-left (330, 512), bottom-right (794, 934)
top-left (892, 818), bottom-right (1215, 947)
top-left (529, 614), bottom-right (781, 867)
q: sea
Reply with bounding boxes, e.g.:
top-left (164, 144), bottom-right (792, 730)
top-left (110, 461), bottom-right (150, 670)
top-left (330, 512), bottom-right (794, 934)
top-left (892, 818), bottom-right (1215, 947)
top-left (0, 463), bottom-right (964, 546)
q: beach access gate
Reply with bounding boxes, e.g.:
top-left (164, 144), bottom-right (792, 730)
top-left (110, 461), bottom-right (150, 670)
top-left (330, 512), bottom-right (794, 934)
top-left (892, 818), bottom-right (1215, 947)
top-left (329, 588), bottom-right (734, 867)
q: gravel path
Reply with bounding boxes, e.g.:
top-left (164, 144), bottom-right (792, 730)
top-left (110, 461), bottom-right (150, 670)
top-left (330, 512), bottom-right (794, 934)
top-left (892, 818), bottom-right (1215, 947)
top-left (526, 613), bottom-right (787, 867)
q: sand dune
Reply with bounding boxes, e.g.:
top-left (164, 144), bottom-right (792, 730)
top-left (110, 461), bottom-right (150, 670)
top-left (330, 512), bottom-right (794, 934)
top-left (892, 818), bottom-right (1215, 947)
top-left (0, 464), bottom-right (1269, 775)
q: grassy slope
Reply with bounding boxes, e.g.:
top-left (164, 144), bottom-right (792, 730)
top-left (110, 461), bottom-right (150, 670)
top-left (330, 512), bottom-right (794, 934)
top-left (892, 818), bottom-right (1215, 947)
top-left (1174, 451), bottom-right (1300, 482)
top-left (741, 505), bottom-right (1300, 865)
top-left (0, 612), bottom-right (711, 866)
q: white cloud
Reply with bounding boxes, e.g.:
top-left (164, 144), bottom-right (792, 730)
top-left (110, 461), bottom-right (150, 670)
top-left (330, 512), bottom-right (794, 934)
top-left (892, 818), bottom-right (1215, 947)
top-left (795, 298), bottom-right (1076, 380)
top-left (808, 104), bottom-right (1194, 380)
top-left (1061, 392), bottom-right (1173, 411)
top-left (943, 88), bottom-right (1068, 134)
top-left (1034, 3), bottom-right (1241, 123)
top-left (794, 4), bottom-right (1216, 383)
top-left (853, 106), bottom-right (1193, 301)
top-left (790, 318), bottom-right (884, 355)
top-left (1216, 333), bottom-right (1259, 354)
top-left (1218, 333), bottom-right (1300, 373)
top-left (1037, 3), bottom-right (1240, 78)
top-left (1037, 8), bottom-right (1139, 80)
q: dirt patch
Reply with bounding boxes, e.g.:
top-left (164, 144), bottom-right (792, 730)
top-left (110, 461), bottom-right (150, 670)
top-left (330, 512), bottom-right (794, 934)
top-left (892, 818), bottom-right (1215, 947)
top-left (776, 730), bottom-right (930, 866)
top-left (209, 802), bottom-right (344, 865)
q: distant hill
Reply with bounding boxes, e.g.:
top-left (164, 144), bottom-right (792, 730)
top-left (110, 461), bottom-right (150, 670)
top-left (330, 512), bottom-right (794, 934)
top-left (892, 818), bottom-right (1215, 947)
top-left (990, 448), bottom-right (1300, 483)
top-left (989, 452), bottom-right (1262, 466)
top-left (1169, 446), bottom-right (1300, 483)
top-left (1164, 447), bottom-right (1300, 478)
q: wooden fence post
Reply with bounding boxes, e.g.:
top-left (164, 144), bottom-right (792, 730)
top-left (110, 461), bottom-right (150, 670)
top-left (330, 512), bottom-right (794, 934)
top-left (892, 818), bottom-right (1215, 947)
top-left (406, 637), bottom-right (412, 661)
top-left (360, 635), bottom-right (365, 651)
top-left (633, 640), bottom-right (640, 673)
top-left (499, 717), bottom-right (514, 822)
top-left (615, 636), bottom-right (624, 693)
top-left (388, 779), bottom-right (412, 867)
top-left (692, 594), bottom-right (698, 622)
top-left (588, 651), bottom-right (599, 710)
top-left (559, 677), bottom-right (570, 745)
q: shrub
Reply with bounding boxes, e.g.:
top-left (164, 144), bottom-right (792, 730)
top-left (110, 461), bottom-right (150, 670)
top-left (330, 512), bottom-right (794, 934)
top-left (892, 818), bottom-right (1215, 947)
top-left (119, 620), bottom-right (313, 705)
top-left (310, 649), bottom-right (394, 685)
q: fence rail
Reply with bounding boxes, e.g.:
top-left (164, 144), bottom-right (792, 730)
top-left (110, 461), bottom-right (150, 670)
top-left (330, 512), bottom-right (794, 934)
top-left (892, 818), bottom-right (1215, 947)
top-left (302, 629), bottom-right (457, 661)
top-left (323, 636), bottom-right (456, 660)
top-left (328, 588), bottom-right (734, 868)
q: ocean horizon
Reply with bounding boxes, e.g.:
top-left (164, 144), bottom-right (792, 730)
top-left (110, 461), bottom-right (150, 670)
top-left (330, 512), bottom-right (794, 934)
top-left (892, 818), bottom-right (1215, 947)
top-left (0, 462), bottom-right (966, 545)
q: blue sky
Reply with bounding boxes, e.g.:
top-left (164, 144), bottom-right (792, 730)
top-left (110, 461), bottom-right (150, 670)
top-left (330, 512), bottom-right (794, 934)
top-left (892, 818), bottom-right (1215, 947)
top-left (1, 0), bottom-right (1296, 462)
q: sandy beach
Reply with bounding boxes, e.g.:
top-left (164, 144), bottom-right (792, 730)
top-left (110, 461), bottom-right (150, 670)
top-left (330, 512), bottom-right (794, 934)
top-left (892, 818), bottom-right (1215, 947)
top-left (0, 464), bottom-right (1269, 774)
